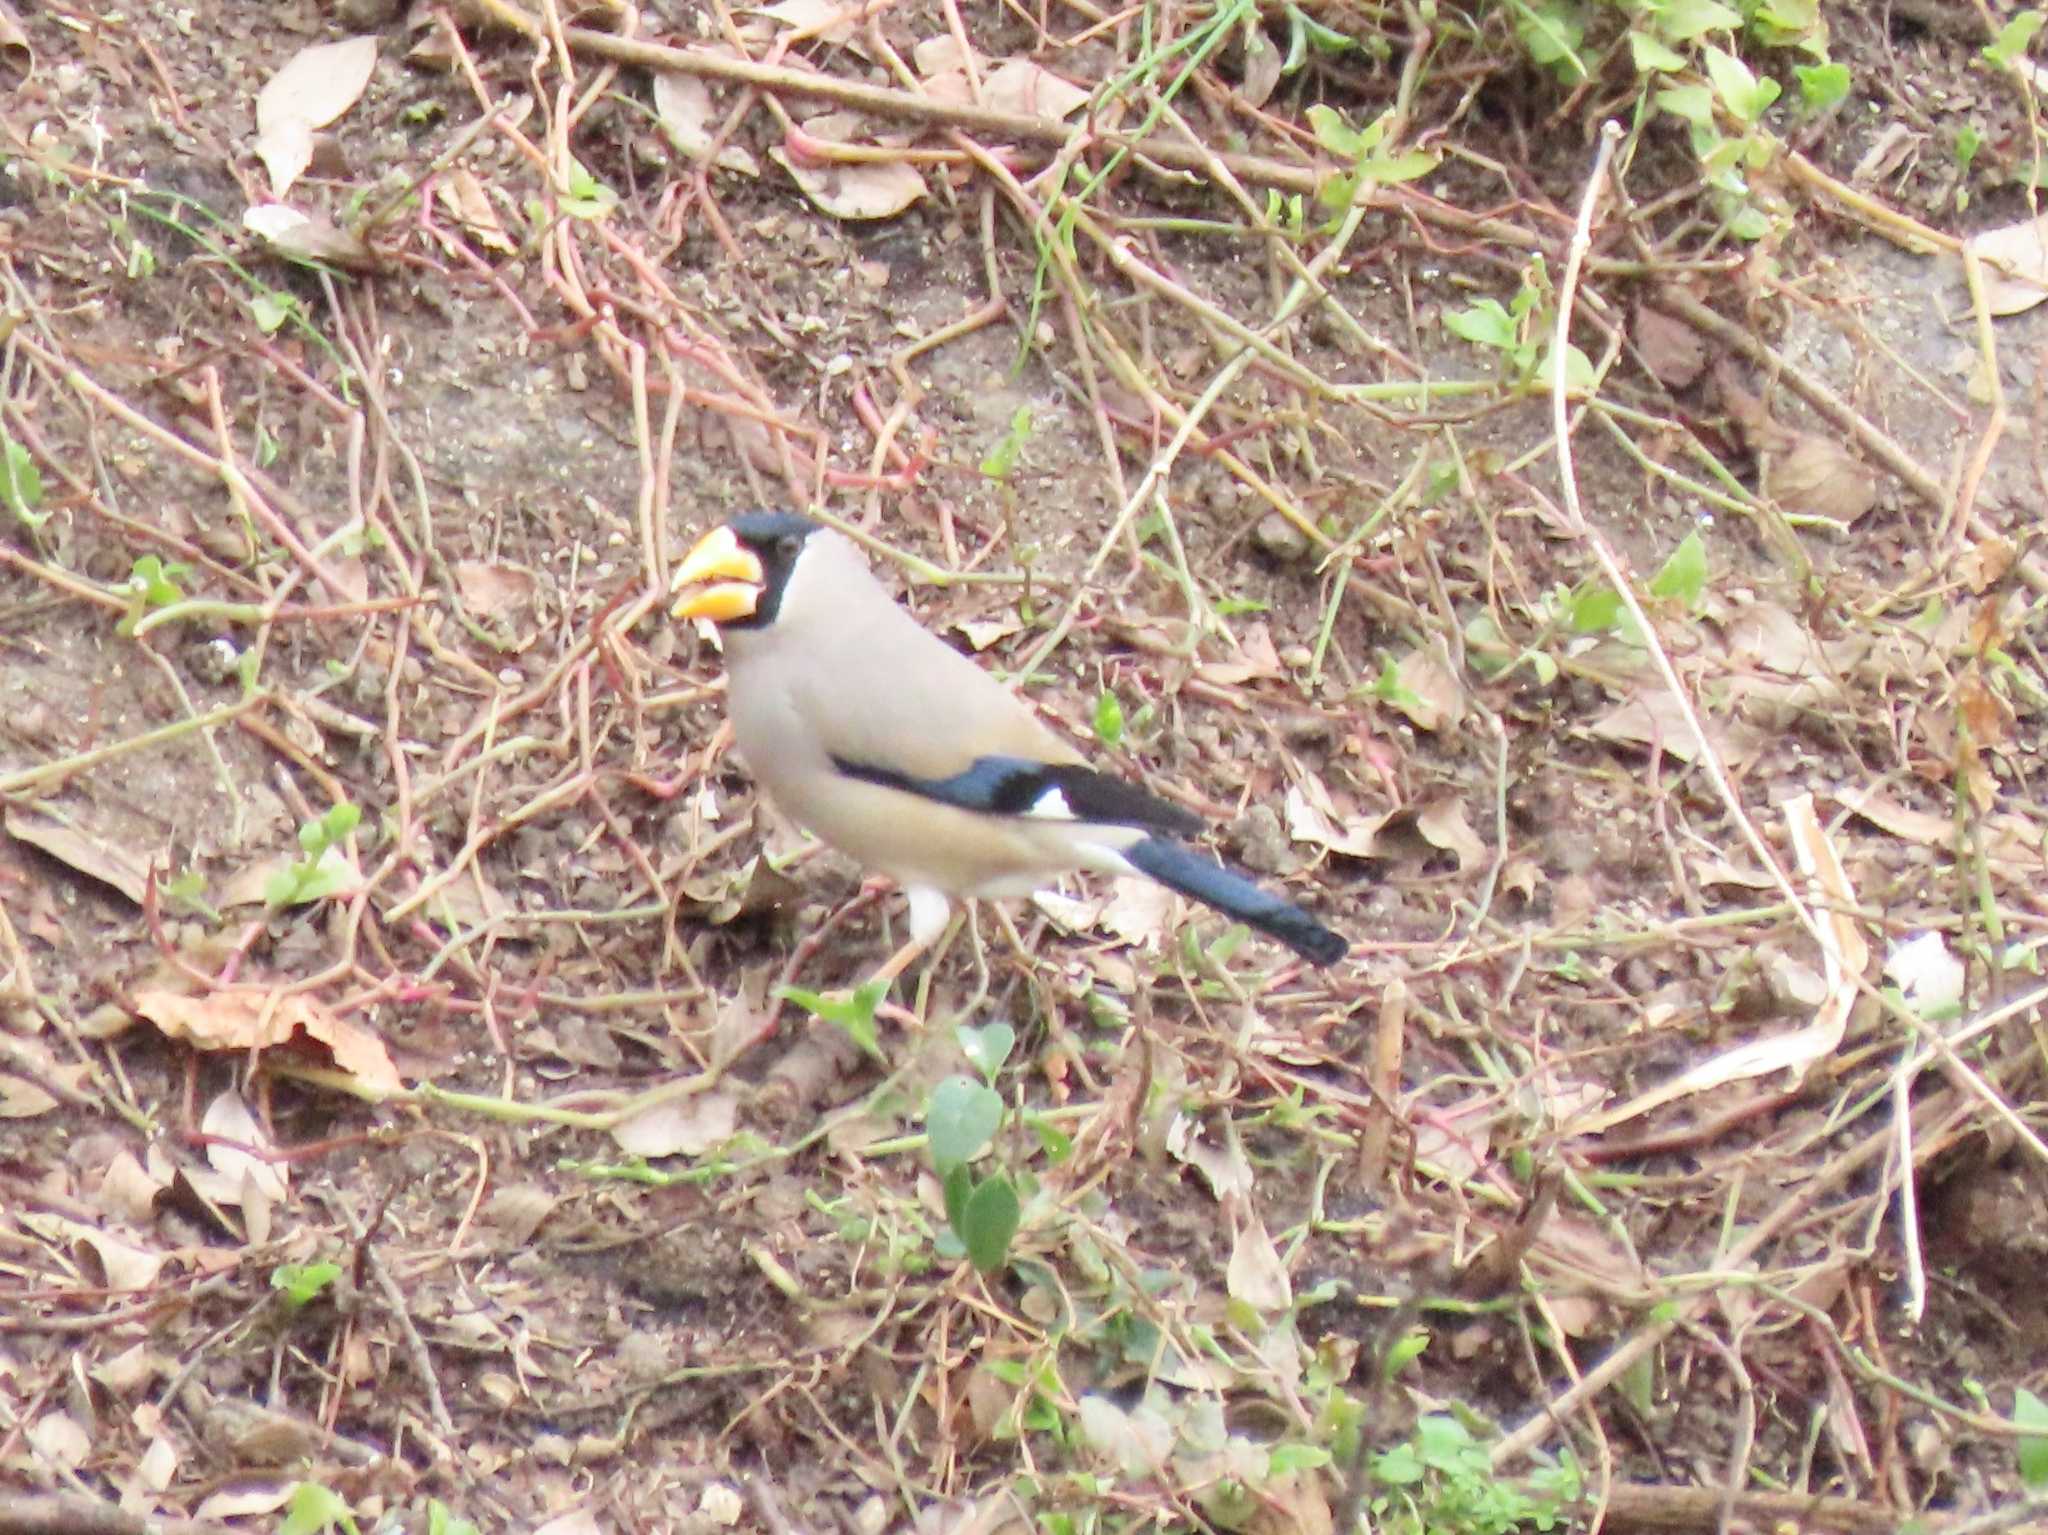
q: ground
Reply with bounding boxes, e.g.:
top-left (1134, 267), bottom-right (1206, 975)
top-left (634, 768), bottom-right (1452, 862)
top-left (2, 2), bottom-right (2047, 1533)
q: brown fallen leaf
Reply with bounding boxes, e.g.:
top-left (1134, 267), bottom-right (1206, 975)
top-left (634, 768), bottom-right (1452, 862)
top-left (1966, 213), bottom-right (2048, 315)
top-left (5, 806), bottom-right (151, 905)
top-left (1633, 303), bottom-right (1708, 390)
top-left (133, 988), bottom-right (402, 1094)
top-left (0, 0), bottom-right (33, 88)
top-left (254, 36), bottom-right (379, 200)
top-left (1415, 796), bottom-right (1485, 871)
top-left (243, 203), bottom-right (382, 272)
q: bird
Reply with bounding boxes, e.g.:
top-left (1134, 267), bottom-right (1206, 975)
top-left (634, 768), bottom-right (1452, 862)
top-left (669, 511), bottom-right (1346, 980)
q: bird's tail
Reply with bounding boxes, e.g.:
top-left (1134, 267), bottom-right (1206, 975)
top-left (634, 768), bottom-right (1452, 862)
top-left (1122, 837), bottom-right (1346, 967)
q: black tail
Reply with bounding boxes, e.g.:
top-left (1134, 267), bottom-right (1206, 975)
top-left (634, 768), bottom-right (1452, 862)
top-left (1123, 837), bottom-right (1346, 967)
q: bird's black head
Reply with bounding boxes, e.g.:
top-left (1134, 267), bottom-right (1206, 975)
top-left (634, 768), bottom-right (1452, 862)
top-left (670, 511), bottom-right (821, 631)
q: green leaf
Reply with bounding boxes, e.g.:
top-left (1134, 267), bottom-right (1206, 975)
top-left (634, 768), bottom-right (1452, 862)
top-left (1514, 0), bottom-right (1587, 77)
top-left (0, 432), bottom-right (46, 529)
top-left (1629, 32), bottom-right (1687, 72)
top-left (250, 290), bottom-right (298, 333)
top-left (1656, 81), bottom-right (1716, 129)
top-left (1444, 298), bottom-right (1518, 351)
top-left (926, 1075), bottom-right (1003, 1174)
top-left (560, 157), bottom-right (618, 219)
top-left (1566, 582), bottom-right (1625, 634)
top-left (1985, 10), bottom-right (2047, 68)
top-left (956, 1021), bottom-right (1015, 1081)
top-left (1541, 341), bottom-right (1596, 391)
top-left (1360, 147), bottom-right (1439, 186)
top-left (1268, 1443), bottom-right (1332, 1474)
top-left (129, 555), bottom-right (189, 608)
top-left (776, 982), bottom-right (887, 1059)
top-left (979, 405), bottom-right (1032, 481)
top-left (426, 1501), bottom-right (481, 1535)
top-left (958, 1174), bottom-right (1020, 1271)
top-left (2016, 1387), bottom-right (2048, 1489)
top-left (1092, 688), bottom-right (1125, 748)
top-left (1024, 1111), bottom-right (1073, 1162)
top-left (942, 1161), bottom-right (974, 1234)
top-left (1648, 529), bottom-right (1708, 606)
top-left (1703, 45), bottom-right (1779, 124)
top-left (1384, 1327), bottom-right (1430, 1375)
top-left (1795, 61), bottom-right (1851, 110)
top-left (1306, 104), bottom-right (1363, 159)
top-left (272, 1260), bottom-right (341, 1310)
top-left (278, 1483), bottom-right (359, 1535)
top-left (1651, 0), bottom-right (1739, 41)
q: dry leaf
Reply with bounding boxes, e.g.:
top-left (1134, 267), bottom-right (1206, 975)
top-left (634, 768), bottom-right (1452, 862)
top-left (242, 203), bottom-right (381, 271)
top-left (1227, 1209), bottom-right (1293, 1312)
top-left (1390, 647), bottom-right (1464, 731)
top-left (199, 1088), bottom-right (289, 1205)
top-left (1283, 776), bottom-right (1385, 859)
top-left (1586, 687), bottom-right (1724, 764)
top-left (1076, 1396), bottom-right (1174, 1478)
top-left (0, 1072), bottom-right (56, 1117)
top-left (0, 0), bottom-right (33, 87)
top-left (1850, 121), bottom-right (1919, 186)
top-left (1415, 796), bottom-right (1484, 871)
top-left (194, 1483), bottom-right (299, 1522)
top-left (1764, 434), bottom-right (1878, 523)
top-left (453, 559), bottom-right (536, 620)
top-left (5, 806), bottom-right (151, 904)
top-left (771, 145), bottom-right (925, 220)
top-left (651, 71), bottom-right (760, 176)
top-left (1966, 214), bottom-right (2048, 316)
top-left (1633, 304), bottom-right (1707, 390)
top-left (26, 1411), bottom-right (90, 1469)
top-left (254, 36), bottom-right (378, 199)
top-left (979, 60), bottom-right (1090, 119)
top-left (610, 1089), bottom-right (738, 1157)
top-left (435, 168), bottom-right (518, 251)
top-left (99, 1150), bottom-right (170, 1221)
top-left (1166, 1115), bottom-right (1253, 1200)
top-left (1238, 27), bottom-right (1282, 109)
top-left (749, 0), bottom-right (860, 44)
top-left (955, 614), bottom-right (1025, 651)
top-left (133, 988), bottom-right (402, 1093)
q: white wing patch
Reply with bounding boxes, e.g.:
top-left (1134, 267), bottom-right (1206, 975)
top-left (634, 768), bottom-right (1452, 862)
top-left (1024, 786), bottom-right (1076, 820)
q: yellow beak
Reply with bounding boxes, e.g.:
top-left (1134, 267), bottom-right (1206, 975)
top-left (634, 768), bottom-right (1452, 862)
top-left (669, 525), bottom-right (763, 623)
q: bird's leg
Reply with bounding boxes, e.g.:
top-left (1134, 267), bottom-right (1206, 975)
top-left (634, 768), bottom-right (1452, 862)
top-left (865, 885), bottom-right (956, 1007)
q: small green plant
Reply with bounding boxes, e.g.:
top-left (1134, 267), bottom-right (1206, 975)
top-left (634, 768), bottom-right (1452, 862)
top-left (278, 1482), bottom-right (359, 1535)
top-left (271, 1260), bottom-right (342, 1311)
top-left (1309, 105), bottom-right (1439, 222)
top-left (778, 980), bottom-right (888, 1060)
top-left (250, 289), bottom-right (303, 334)
top-left (927, 1022), bottom-right (1021, 1273)
top-left (2, 429), bottom-right (47, 530)
top-left (162, 868), bottom-right (222, 925)
top-left (1370, 1414), bottom-right (1581, 1535)
top-left (1443, 258), bottom-right (1593, 392)
top-left (116, 555), bottom-right (191, 637)
top-left (557, 157), bottom-right (617, 221)
top-left (1092, 689), bottom-right (1125, 748)
top-left (981, 405), bottom-right (1033, 482)
top-left (266, 802), bottom-right (362, 908)
top-left (2015, 1387), bottom-right (2048, 1491)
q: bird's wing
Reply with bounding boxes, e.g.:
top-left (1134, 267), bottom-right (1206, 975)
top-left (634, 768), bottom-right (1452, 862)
top-left (829, 754), bottom-right (1203, 836)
